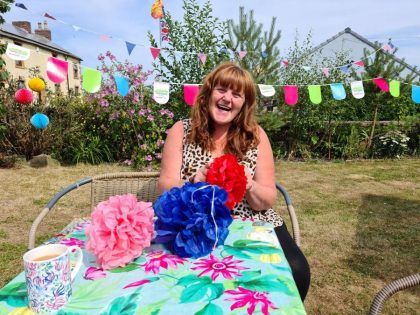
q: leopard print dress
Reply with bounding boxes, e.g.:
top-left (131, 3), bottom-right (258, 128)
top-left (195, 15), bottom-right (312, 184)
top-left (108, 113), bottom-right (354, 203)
top-left (181, 119), bottom-right (284, 227)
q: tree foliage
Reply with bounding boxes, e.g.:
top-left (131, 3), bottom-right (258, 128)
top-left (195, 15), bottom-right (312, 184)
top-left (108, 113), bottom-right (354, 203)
top-left (227, 7), bottom-right (281, 84)
top-left (0, 0), bottom-right (13, 82)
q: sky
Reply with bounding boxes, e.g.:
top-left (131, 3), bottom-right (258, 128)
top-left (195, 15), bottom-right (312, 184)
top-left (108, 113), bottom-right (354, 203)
top-left (3, 0), bottom-right (420, 77)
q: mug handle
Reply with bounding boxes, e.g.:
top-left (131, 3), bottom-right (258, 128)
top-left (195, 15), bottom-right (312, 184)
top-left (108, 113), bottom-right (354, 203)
top-left (67, 245), bottom-right (83, 282)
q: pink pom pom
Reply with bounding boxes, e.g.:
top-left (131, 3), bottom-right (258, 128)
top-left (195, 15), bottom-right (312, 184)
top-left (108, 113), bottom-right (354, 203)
top-left (85, 194), bottom-right (154, 270)
top-left (15, 89), bottom-right (33, 104)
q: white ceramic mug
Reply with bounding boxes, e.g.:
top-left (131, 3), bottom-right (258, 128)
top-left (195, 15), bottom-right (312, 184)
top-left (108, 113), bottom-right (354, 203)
top-left (23, 244), bottom-right (83, 313)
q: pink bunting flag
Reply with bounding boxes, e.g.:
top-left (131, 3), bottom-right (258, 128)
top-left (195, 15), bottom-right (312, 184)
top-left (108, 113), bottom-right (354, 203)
top-left (44, 13), bottom-right (56, 20)
top-left (198, 53), bottom-right (207, 64)
top-left (150, 47), bottom-right (160, 60)
top-left (322, 68), bottom-right (330, 78)
top-left (238, 51), bottom-right (247, 60)
top-left (282, 59), bottom-right (289, 68)
top-left (354, 60), bottom-right (365, 67)
top-left (46, 57), bottom-right (68, 84)
top-left (100, 35), bottom-right (109, 41)
top-left (382, 43), bottom-right (392, 52)
top-left (373, 78), bottom-right (389, 92)
top-left (284, 85), bottom-right (298, 106)
top-left (183, 84), bottom-right (200, 107)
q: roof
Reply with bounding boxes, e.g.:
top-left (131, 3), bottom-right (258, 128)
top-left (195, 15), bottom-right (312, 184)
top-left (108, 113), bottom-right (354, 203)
top-left (309, 27), bottom-right (420, 77)
top-left (0, 22), bottom-right (82, 61)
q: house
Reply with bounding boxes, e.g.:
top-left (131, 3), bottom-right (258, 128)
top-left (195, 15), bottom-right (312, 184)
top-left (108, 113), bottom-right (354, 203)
top-left (309, 27), bottom-right (420, 80)
top-left (0, 20), bottom-right (83, 96)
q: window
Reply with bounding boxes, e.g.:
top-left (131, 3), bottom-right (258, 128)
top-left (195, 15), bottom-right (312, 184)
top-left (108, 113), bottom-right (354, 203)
top-left (13, 42), bottom-right (24, 68)
top-left (54, 83), bottom-right (61, 93)
top-left (73, 64), bottom-right (79, 79)
top-left (74, 86), bottom-right (80, 96)
top-left (52, 52), bottom-right (58, 58)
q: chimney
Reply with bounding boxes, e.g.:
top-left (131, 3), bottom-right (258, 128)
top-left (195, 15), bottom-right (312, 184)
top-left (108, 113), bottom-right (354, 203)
top-left (35, 20), bottom-right (52, 41)
top-left (12, 21), bottom-right (31, 34)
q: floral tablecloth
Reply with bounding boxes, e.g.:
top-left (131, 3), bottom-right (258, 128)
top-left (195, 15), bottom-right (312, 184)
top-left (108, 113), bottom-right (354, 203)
top-left (0, 219), bottom-right (306, 315)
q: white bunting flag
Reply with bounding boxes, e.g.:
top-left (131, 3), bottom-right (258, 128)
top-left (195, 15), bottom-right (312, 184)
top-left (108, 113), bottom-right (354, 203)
top-left (6, 43), bottom-right (30, 61)
top-left (153, 82), bottom-right (170, 104)
top-left (351, 81), bottom-right (365, 99)
top-left (258, 84), bottom-right (276, 97)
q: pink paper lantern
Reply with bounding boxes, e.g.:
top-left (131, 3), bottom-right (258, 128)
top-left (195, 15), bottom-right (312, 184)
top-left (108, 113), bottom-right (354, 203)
top-left (15, 89), bottom-right (33, 104)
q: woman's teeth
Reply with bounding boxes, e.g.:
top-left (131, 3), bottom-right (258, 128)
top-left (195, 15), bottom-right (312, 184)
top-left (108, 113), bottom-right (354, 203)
top-left (217, 104), bottom-right (231, 111)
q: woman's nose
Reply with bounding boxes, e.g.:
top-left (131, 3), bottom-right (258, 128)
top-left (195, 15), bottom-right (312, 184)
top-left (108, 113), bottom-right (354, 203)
top-left (222, 91), bottom-right (233, 102)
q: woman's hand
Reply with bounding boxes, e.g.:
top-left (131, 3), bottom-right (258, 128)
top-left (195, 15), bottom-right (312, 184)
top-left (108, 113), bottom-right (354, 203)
top-left (191, 164), bottom-right (209, 183)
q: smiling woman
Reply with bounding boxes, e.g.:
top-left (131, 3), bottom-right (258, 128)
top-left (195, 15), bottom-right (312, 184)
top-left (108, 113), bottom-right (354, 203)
top-left (158, 61), bottom-right (311, 301)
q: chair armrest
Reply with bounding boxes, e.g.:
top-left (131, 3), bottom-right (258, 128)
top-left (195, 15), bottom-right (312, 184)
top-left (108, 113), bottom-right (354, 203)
top-left (369, 273), bottom-right (420, 315)
top-left (28, 177), bottom-right (92, 250)
top-left (276, 183), bottom-right (301, 247)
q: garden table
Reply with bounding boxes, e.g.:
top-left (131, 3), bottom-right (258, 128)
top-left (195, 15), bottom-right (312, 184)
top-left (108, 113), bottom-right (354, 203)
top-left (0, 218), bottom-right (306, 314)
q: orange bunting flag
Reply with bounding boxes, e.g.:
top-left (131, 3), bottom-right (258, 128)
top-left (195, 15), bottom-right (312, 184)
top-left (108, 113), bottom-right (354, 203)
top-left (151, 0), bottom-right (164, 19)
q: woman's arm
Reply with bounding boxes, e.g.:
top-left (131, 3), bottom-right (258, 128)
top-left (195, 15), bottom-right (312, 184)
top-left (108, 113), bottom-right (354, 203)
top-left (158, 121), bottom-right (185, 193)
top-left (245, 126), bottom-right (277, 210)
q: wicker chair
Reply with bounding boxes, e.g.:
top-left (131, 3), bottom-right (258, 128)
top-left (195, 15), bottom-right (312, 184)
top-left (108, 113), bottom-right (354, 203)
top-left (28, 172), bottom-right (301, 249)
top-left (369, 273), bottom-right (420, 315)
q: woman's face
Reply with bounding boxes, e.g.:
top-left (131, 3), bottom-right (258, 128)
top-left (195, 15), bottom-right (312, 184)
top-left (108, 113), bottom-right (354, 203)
top-left (208, 84), bottom-right (245, 127)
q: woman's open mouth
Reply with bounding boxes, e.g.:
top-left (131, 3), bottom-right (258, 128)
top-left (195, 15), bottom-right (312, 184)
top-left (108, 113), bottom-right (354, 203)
top-left (216, 104), bottom-right (231, 112)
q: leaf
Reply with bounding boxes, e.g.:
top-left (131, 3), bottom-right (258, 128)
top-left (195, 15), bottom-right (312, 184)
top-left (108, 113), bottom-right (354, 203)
top-left (124, 277), bottom-right (159, 289)
top-left (176, 275), bottom-right (211, 287)
top-left (0, 281), bottom-right (28, 307)
top-left (135, 299), bottom-right (166, 315)
top-left (109, 263), bottom-right (140, 273)
top-left (236, 270), bottom-right (261, 282)
top-left (222, 245), bottom-right (251, 259)
top-left (195, 302), bottom-right (223, 315)
top-left (100, 290), bottom-right (141, 315)
top-left (179, 283), bottom-right (209, 303)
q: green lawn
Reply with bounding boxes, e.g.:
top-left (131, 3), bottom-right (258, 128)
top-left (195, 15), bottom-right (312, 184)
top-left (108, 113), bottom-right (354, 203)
top-left (0, 159), bottom-right (419, 314)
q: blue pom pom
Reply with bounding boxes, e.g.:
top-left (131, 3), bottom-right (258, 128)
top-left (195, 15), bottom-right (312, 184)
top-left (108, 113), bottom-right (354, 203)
top-left (154, 182), bottom-right (233, 258)
top-left (30, 113), bottom-right (49, 129)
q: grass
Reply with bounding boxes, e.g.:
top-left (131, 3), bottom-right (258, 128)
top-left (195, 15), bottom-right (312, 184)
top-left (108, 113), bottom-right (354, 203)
top-left (1, 159), bottom-right (419, 314)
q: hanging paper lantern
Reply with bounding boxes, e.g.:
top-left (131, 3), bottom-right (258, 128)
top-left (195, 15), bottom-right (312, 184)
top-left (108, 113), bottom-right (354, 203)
top-left (151, 0), bottom-right (164, 19)
top-left (154, 182), bottom-right (233, 258)
top-left (30, 113), bottom-right (49, 129)
top-left (15, 89), bottom-right (33, 104)
top-left (28, 77), bottom-right (46, 92)
top-left (206, 154), bottom-right (247, 210)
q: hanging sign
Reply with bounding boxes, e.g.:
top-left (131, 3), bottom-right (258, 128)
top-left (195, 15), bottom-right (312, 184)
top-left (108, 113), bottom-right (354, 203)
top-left (6, 43), bottom-right (30, 61)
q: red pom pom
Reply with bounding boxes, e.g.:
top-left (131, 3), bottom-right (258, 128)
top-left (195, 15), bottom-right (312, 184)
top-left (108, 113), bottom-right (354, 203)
top-left (206, 154), bottom-right (247, 210)
top-left (15, 89), bottom-right (33, 104)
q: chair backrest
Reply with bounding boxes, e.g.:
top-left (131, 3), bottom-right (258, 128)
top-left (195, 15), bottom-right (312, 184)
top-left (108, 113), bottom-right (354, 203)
top-left (91, 172), bottom-right (160, 209)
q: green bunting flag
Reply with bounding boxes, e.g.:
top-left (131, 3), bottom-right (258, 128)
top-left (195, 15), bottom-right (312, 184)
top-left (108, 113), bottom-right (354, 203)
top-left (389, 80), bottom-right (400, 97)
top-left (82, 67), bottom-right (102, 93)
top-left (308, 85), bottom-right (322, 104)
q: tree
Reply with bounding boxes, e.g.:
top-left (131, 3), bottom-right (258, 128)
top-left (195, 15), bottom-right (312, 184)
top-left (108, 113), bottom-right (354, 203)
top-left (227, 7), bottom-right (281, 84)
top-left (350, 45), bottom-right (419, 152)
top-left (0, 0), bottom-right (13, 83)
top-left (148, 0), bottom-right (230, 120)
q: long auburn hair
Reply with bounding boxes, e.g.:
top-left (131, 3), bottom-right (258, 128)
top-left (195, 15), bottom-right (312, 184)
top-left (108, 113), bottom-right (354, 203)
top-left (188, 62), bottom-right (260, 159)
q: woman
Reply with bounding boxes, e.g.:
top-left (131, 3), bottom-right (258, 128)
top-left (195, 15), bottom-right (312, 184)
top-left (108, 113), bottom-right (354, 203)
top-left (158, 62), bottom-right (310, 301)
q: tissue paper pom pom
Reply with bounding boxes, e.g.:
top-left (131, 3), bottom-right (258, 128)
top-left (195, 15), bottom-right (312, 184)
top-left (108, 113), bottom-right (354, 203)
top-left (30, 113), bottom-right (49, 129)
top-left (86, 194), bottom-right (154, 270)
top-left (206, 154), bottom-right (247, 210)
top-left (15, 88), bottom-right (33, 104)
top-left (28, 77), bottom-right (46, 92)
top-left (154, 182), bottom-right (233, 258)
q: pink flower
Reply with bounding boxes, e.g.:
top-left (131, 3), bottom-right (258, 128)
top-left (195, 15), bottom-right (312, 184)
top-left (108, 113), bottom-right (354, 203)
top-left (191, 255), bottom-right (248, 281)
top-left (60, 237), bottom-right (85, 248)
top-left (142, 251), bottom-right (185, 274)
top-left (85, 194), bottom-right (154, 270)
top-left (84, 267), bottom-right (107, 280)
top-left (225, 287), bottom-right (278, 315)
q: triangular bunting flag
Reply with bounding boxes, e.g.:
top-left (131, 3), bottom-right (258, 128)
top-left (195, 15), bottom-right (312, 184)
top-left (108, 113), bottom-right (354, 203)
top-left (282, 59), bottom-right (289, 68)
top-left (46, 57), bottom-right (68, 84)
top-left (322, 68), bottom-right (330, 78)
top-left (183, 84), bottom-right (200, 107)
top-left (150, 47), bottom-right (160, 60)
top-left (261, 51), bottom-right (268, 59)
top-left (238, 51), bottom-right (247, 60)
top-left (82, 67), bottom-right (102, 93)
top-left (308, 85), bottom-right (322, 104)
top-left (44, 13), bottom-right (56, 20)
top-left (15, 3), bottom-right (28, 10)
top-left (198, 53), bottom-right (207, 64)
top-left (302, 66), bottom-right (311, 71)
top-left (100, 35), bottom-right (109, 41)
top-left (72, 25), bottom-right (81, 32)
top-left (114, 76), bottom-right (129, 97)
top-left (373, 78), bottom-right (389, 92)
top-left (339, 65), bottom-right (349, 73)
top-left (351, 81), bottom-right (365, 99)
top-left (125, 41), bottom-right (136, 56)
top-left (354, 60), bottom-right (365, 67)
top-left (330, 83), bottom-right (346, 100)
top-left (284, 85), bottom-right (298, 106)
top-left (389, 80), bottom-right (400, 97)
top-left (412, 85), bottom-right (420, 104)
